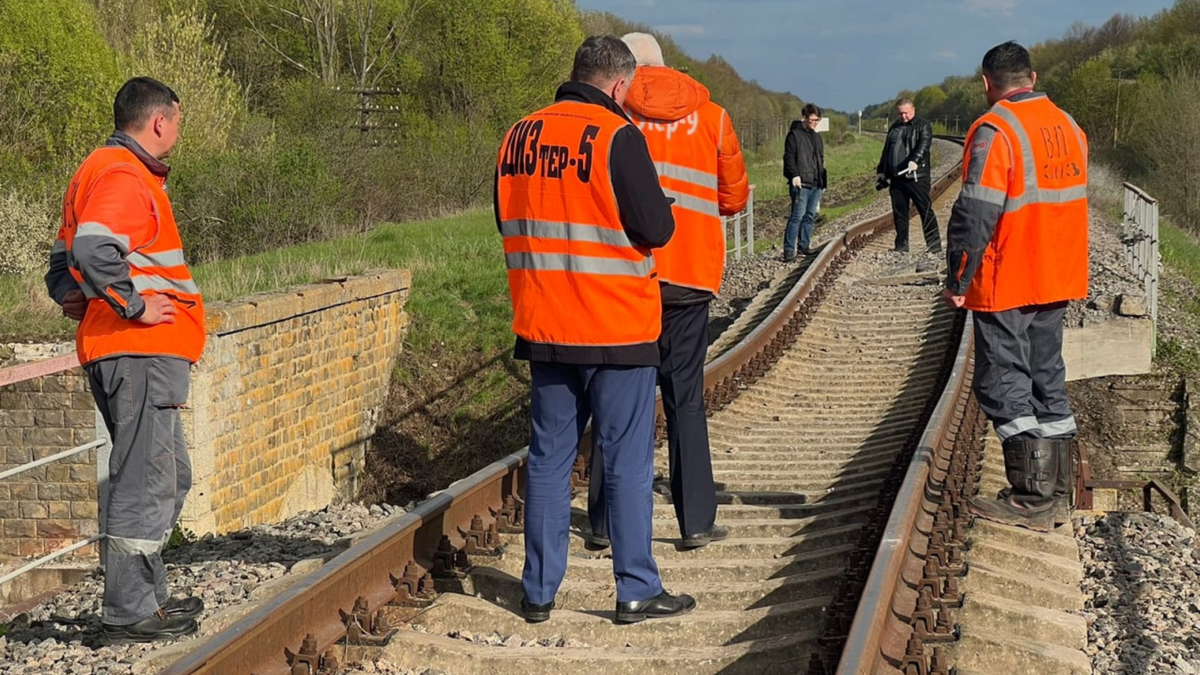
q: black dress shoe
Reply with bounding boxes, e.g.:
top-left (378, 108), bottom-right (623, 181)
top-left (680, 524), bottom-right (729, 549)
top-left (615, 591), bottom-right (696, 624)
top-left (99, 610), bottom-right (198, 645)
top-left (582, 531), bottom-right (610, 551)
top-left (799, 246), bottom-right (813, 256)
top-left (161, 596), bottom-right (204, 620)
top-left (520, 596), bottom-right (553, 623)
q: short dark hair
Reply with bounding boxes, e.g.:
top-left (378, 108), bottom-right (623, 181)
top-left (114, 77), bottom-right (179, 132)
top-left (982, 41), bottom-right (1033, 90)
top-left (801, 103), bottom-right (822, 119)
top-left (570, 36), bottom-right (636, 88)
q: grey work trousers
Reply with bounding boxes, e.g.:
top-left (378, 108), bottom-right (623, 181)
top-left (85, 356), bottom-right (192, 625)
top-left (971, 302), bottom-right (1076, 443)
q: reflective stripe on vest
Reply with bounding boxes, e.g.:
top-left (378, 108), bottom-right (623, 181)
top-left (497, 101), bottom-right (661, 348)
top-left (962, 95), bottom-right (1089, 312)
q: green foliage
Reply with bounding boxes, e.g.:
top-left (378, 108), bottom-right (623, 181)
top-left (414, 0), bottom-right (581, 127)
top-left (0, 191), bottom-right (58, 276)
top-left (171, 124), bottom-right (351, 261)
top-left (124, 7), bottom-right (244, 154)
top-left (165, 523), bottom-right (197, 551)
top-left (0, 0), bottom-right (119, 181)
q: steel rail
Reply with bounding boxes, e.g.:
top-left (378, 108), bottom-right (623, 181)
top-left (161, 143), bottom-right (968, 675)
top-left (834, 135), bottom-right (970, 675)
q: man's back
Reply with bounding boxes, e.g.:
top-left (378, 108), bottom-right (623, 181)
top-left (624, 66), bottom-right (748, 297)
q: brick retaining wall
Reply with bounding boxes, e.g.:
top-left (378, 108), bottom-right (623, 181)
top-left (0, 269), bottom-right (410, 558)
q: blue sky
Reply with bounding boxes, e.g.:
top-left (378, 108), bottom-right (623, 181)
top-left (575, 0), bottom-right (1178, 112)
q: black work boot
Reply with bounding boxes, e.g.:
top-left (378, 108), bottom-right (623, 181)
top-left (968, 438), bottom-right (1058, 532)
top-left (99, 609), bottom-right (199, 645)
top-left (1050, 439), bottom-right (1076, 527)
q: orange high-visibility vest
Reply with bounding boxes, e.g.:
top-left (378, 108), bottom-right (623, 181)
top-left (60, 146), bottom-right (207, 364)
top-left (496, 101), bottom-right (661, 347)
top-left (626, 67), bottom-right (749, 295)
top-left (959, 95), bottom-right (1089, 312)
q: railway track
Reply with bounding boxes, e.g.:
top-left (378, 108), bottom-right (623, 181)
top-left (155, 142), bottom-right (1050, 675)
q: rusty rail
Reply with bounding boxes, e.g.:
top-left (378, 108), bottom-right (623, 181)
top-left (161, 145), bottom-right (968, 675)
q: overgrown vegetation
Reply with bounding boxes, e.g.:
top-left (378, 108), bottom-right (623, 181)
top-left (863, 0), bottom-right (1200, 234)
top-left (0, 0), bottom-right (811, 277)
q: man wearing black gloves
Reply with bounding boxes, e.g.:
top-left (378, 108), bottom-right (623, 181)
top-left (877, 99), bottom-right (940, 253)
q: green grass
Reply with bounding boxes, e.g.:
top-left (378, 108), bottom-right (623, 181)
top-left (1161, 219), bottom-right (1200, 288)
top-left (196, 210), bottom-right (512, 361)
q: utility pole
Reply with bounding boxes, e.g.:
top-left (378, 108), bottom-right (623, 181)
top-left (857, 110), bottom-right (862, 134)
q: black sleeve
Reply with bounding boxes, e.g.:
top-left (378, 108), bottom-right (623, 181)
top-left (493, 168), bottom-right (502, 234)
top-left (783, 130), bottom-right (799, 180)
top-left (907, 119), bottom-right (933, 164)
top-left (610, 125), bottom-right (675, 249)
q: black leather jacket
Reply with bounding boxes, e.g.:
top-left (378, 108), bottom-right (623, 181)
top-left (877, 116), bottom-right (933, 179)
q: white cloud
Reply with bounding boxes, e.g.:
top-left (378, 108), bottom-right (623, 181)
top-left (656, 23), bottom-right (705, 37)
top-left (935, 50), bottom-right (957, 61)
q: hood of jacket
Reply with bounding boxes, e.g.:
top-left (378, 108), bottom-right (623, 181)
top-left (788, 120), bottom-right (805, 133)
top-left (624, 66), bottom-right (711, 121)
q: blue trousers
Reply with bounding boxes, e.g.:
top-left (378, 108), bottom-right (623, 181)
top-left (588, 302), bottom-right (717, 540)
top-left (523, 362), bottom-right (663, 604)
top-left (783, 184), bottom-right (823, 255)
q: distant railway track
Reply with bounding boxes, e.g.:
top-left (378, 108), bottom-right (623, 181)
top-left (156, 139), bottom-right (1045, 675)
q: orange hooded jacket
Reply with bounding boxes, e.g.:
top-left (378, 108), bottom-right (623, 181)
top-left (625, 66), bottom-right (749, 298)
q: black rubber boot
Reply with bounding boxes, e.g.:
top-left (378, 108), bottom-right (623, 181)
top-left (968, 438), bottom-right (1059, 532)
top-left (1050, 439), bottom-right (1076, 527)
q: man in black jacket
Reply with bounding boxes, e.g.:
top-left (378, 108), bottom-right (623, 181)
top-left (494, 35), bottom-right (695, 626)
top-left (782, 103), bottom-right (827, 260)
top-left (877, 99), bottom-right (941, 253)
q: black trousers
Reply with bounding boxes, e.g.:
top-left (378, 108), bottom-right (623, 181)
top-left (972, 302), bottom-right (1076, 443)
top-left (889, 176), bottom-right (941, 252)
top-left (589, 301), bottom-right (717, 539)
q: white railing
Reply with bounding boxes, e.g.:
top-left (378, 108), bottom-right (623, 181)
top-left (0, 355), bottom-right (106, 587)
top-left (1122, 182), bottom-right (1160, 353)
top-left (724, 185), bottom-right (756, 261)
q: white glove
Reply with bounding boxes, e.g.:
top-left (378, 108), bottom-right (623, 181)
top-left (905, 161), bottom-right (918, 175)
top-left (876, 173), bottom-right (886, 182)
top-left (791, 176), bottom-right (803, 188)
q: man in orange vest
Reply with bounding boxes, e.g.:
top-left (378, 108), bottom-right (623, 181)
top-left (585, 32), bottom-right (749, 553)
top-left (942, 42), bottom-right (1089, 531)
top-left (45, 77), bottom-right (206, 643)
top-left (495, 36), bottom-right (695, 624)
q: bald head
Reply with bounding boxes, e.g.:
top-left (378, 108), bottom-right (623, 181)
top-left (621, 32), bottom-right (665, 66)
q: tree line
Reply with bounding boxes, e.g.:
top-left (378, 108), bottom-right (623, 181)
top-left (862, 0), bottom-right (1200, 232)
top-left (0, 0), bottom-right (809, 274)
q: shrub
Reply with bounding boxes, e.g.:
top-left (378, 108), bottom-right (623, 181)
top-left (0, 0), bottom-right (119, 177)
top-left (171, 120), bottom-right (352, 261)
top-left (123, 6), bottom-right (244, 154)
top-left (0, 190), bottom-right (58, 276)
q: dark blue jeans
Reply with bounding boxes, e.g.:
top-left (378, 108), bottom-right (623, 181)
top-left (783, 184), bottom-right (823, 256)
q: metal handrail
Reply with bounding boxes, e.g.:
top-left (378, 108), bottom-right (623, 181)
top-left (0, 438), bottom-right (105, 482)
top-left (0, 354), bottom-right (105, 588)
top-left (724, 184), bottom-right (756, 260)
